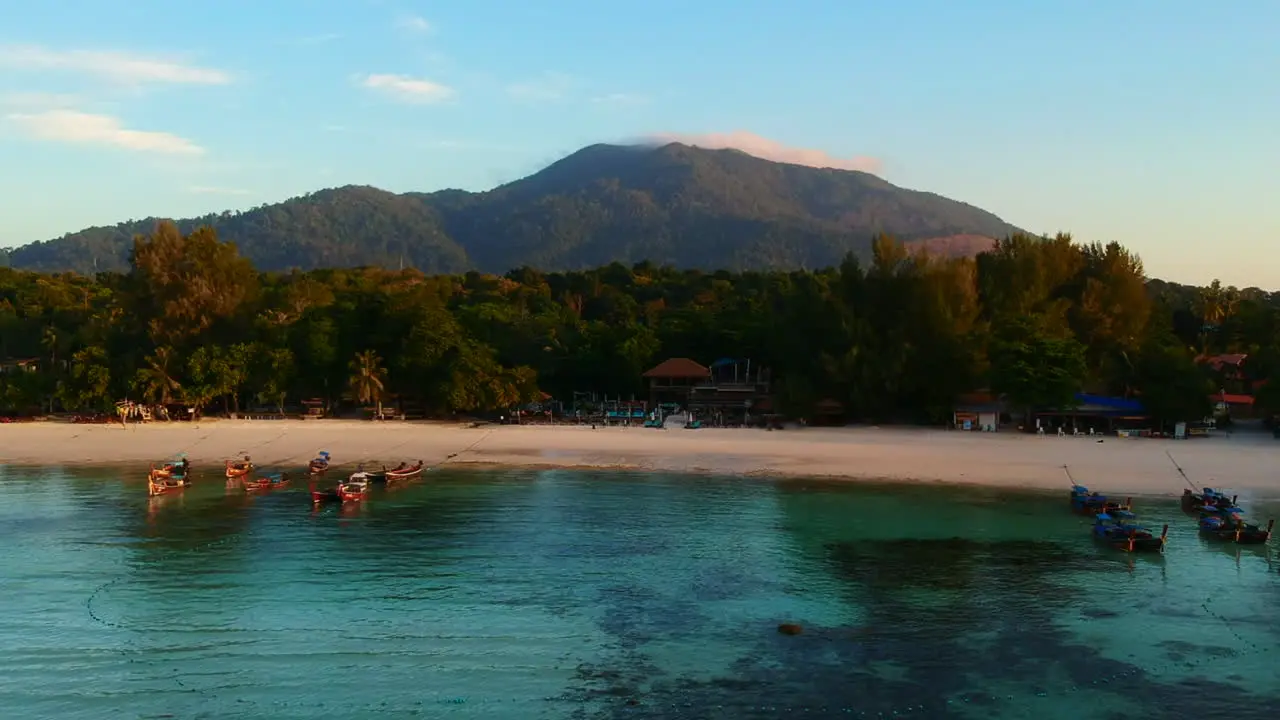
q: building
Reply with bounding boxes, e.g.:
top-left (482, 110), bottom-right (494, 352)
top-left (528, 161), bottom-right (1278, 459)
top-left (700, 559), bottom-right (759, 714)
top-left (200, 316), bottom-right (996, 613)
top-left (641, 357), bottom-right (772, 425)
top-left (642, 358), bottom-right (711, 407)
top-left (1033, 393), bottom-right (1149, 435)
top-left (0, 358), bottom-right (39, 375)
top-left (688, 358), bottom-right (772, 419)
top-left (1198, 354), bottom-right (1258, 419)
top-left (953, 391), bottom-right (1005, 431)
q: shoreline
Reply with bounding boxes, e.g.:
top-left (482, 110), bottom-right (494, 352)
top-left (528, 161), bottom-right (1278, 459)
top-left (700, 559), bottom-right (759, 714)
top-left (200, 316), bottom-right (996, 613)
top-left (2, 420), bottom-right (1278, 498)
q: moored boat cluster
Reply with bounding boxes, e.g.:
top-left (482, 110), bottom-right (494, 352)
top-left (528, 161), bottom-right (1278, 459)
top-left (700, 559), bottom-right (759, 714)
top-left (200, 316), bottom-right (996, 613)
top-left (146, 450), bottom-right (428, 507)
top-left (1068, 462), bottom-right (1274, 555)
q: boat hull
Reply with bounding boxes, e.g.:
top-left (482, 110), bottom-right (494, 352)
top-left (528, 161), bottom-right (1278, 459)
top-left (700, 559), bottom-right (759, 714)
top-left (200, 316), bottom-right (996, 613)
top-left (311, 488), bottom-right (340, 504)
top-left (148, 477), bottom-right (190, 496)
top-left (243, 476), bottom-right (290, 492)
top-left (338, 487), bottom-right (368, 502)
top-left (384, 463), bottom-right (424, 482)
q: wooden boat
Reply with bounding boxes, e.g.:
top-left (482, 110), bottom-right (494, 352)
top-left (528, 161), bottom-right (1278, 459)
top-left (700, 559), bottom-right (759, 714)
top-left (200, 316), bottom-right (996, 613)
top-left (225, 456), bottom-right (254, 479)
top-left (1070, 484), bottom-right (1131, 516)
top-left (1180, 487), bottom-right (1238, 514)
top-left (1198, 508), bottom-right (1274, 545)
top-left (310, 484), bottom-right (340, 504)
top-left (148, 457), bottom-right (191, 496)
top-left (1092, 511), bottom-right (1168, 553)
top-left (308, 451), bottom-right (332, 474)
top-left (383, 460), bottom-right (424, 482)
top-left (242, 471), bottom-right (291, 492)
top-left (338, 472), bottom-right (371, 503)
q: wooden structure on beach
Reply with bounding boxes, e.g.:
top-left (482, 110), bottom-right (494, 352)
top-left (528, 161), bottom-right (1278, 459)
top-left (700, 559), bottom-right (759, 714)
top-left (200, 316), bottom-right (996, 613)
top-left (642, 357), bottom-right (772, 426)
top-left (643, 358), bottom-right (711, 407)
top-left (1033, 393), bottom-right (1149, 435)
top-left (953, 391), bottom-right (1006, 431)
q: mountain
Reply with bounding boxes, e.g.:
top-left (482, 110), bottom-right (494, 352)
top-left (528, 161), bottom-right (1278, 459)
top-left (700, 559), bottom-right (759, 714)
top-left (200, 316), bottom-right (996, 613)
top-left (6, 143), bottom-right (1025, 274)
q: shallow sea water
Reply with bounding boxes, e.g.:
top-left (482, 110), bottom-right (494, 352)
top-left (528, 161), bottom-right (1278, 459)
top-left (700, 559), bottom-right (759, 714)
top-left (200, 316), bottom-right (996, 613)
top-left (0, 465), bottom-right (1277, 719)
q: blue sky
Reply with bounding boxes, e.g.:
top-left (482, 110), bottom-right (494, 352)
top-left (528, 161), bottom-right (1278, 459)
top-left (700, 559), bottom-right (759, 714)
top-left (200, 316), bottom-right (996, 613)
top-left (1, 0), bottom-right (1276, 287)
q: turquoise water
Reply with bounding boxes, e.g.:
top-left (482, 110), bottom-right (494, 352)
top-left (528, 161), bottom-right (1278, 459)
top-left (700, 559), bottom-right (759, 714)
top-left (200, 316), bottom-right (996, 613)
top-left (0, 466), bottom-right (1277, 719)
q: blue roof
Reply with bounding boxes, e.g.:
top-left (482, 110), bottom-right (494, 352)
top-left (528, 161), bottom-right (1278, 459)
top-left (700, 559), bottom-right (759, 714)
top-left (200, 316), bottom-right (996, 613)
top-left (1073, 393), bottom-right (1145, 412)
top-left (710, 358), bottom-right (740, 367)
top-left (1096, 513), bottom-right (1112, 521)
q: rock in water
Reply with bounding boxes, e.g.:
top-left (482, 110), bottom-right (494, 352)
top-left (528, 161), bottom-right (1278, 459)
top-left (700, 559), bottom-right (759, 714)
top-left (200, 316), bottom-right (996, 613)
top-left (777, 623), bottom-right (803, 636)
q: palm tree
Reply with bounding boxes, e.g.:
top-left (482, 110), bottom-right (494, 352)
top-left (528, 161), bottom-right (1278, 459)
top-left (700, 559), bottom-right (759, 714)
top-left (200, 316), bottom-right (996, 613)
top-left (348, 349), bottom-right (387, 418)
top-left (134, 347), bottom-right (182, 406)
top-left (1195, 280), bottom-right (1239, 354)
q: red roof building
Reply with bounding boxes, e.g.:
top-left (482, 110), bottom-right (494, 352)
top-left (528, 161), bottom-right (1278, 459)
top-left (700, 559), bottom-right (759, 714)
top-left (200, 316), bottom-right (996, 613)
top-left (642, 358), bottom-right (711, 379)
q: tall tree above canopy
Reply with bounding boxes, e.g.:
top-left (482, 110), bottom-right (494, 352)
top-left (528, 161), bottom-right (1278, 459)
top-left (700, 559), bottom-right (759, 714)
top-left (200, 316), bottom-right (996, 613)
top-left (128, 222), bottom-right (258, 347)
top-left (1194, 279), bottom-right (1240, 353)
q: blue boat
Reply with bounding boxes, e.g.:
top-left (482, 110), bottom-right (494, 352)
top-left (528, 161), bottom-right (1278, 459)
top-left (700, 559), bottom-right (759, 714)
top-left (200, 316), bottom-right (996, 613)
top-left (1198, 507), bottom-right (1274, 545)
top-left (1070, 484), bottom-right (1131, 516)
top-left (309, 451), bottom-right (332, 474)
top-left (1181, 487), bottom-right (1236, 513)
top-left (1092, 511), bottom-right (1168, 553)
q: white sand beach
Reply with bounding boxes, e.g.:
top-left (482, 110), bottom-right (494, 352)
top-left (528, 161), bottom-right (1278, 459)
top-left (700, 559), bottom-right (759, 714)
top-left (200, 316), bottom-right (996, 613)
top-left (1, 419), bottom-right (1276, 497)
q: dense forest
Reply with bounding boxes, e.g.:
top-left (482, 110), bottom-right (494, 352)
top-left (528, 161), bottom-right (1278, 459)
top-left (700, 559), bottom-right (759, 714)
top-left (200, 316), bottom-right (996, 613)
top-left (1, 222), bottom-right (1277, 426)
top-left (6, 143), bottom-right (1021, 275)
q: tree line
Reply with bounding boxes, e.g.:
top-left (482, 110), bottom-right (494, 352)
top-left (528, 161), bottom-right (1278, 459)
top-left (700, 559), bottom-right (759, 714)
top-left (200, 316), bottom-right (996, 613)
top-left (1, 222), bottom-right (1276, 425)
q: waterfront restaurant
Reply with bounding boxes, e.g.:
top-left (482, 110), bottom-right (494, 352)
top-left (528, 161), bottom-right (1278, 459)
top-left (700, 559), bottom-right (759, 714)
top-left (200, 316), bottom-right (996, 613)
top-left (1032, 393), bottom-right (1149, 435)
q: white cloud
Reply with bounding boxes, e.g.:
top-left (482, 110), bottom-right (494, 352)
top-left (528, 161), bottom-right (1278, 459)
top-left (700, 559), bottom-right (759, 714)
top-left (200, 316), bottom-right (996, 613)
top-left (0, 92), bottom-right (80, 109)
top-left (5, 110), bottom-right (204, 155)
top-left (0, 44), bottom-right (231, 85)
top-left (641, 130), bottom-right (882, 175)
top-left (506, 72), bottom-right (575, 102)
top-left (361, 73), bottom-right (455, 103)
top-left (397, 15), bottom-right (431, 33)
top-left (187, 185), bottom-right (249, 195)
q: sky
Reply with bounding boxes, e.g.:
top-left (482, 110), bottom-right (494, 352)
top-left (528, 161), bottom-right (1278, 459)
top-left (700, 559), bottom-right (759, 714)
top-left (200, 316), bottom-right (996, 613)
top-left (1, 0), bottom-right (1277, 288)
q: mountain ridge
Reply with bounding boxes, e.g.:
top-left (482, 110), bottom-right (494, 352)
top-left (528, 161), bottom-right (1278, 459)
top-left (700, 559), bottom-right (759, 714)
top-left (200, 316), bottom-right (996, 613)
top-left (6, 142), bottom-right (1026, 274)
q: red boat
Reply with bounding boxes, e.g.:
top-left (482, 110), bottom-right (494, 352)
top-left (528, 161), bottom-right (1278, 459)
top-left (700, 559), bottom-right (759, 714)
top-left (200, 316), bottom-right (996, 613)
top-left (311, 485), bottom-right (340, 504)
top-left (225, 456), bottom-right (254, 479)
top-left (383, 460), bottom-right (425, 482)
top-left (337, 472), bottom-right (371, 503)
top-left (147, 456), bottom-right (191, 496)
top-left (242, 471), bottom-right (291, 492)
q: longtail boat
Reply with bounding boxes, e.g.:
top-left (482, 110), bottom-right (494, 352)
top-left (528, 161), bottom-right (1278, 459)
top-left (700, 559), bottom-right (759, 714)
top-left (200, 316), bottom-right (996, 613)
top-left (310, 483), bottom-right (340, 504)
top-left (1092, 511), bottom-right (1168, 553)
top-left (308, 451), bottom-right (332, 474)
top-left (338, 471), bottom-right (371, 503)
top-left (1069, 484), bottom-right (1132, 516)
top-left (383, 460), bottom-right (424, 482)
top-left (148, 456), bottom-right (191, 496)
top-left (225, 456), bottom-right (254, 479)
top-left (1181, 487), bottom-right (1237, 514)
top-left (242, 471), bottom-right (292, 492)
top-left (1198, 507), bottom-right (1274, 545)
